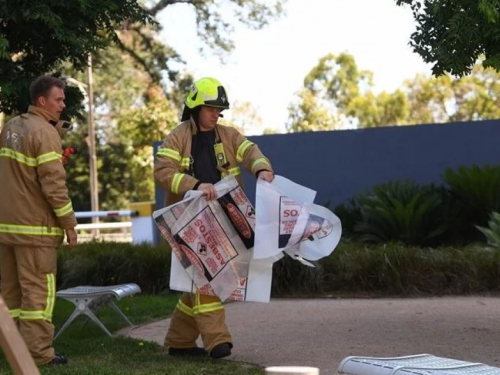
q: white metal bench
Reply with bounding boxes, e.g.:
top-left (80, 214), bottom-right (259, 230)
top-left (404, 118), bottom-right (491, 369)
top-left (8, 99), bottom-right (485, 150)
top-left (338, 354), bottom-right (500, 375)
top-left (55, 283), bottom-right (141, 340)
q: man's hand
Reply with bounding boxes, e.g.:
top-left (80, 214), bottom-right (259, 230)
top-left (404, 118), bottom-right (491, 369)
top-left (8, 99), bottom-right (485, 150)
top-left (65, 228), bottom-right (78, 249)
top-left (198, 183), bottom-right (218, 200)
top-left (258, 170), bottom-right (274, 182)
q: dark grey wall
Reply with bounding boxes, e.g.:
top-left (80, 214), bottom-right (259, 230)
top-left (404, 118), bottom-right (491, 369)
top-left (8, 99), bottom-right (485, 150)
top-left (155, 120), bottom-right (500, 212)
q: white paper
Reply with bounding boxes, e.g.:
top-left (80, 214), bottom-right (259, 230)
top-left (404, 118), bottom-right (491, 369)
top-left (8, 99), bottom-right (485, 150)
top-left (284, 203), bottom-right (342, 261)
top-left (154, 174), bottom-right (342, 302)
top-left (154, 175), bottom-right (276, 302)
top-left (272, 175), bottom-right (316, 205)
top-left (254, 175), bottom-right (342, 263)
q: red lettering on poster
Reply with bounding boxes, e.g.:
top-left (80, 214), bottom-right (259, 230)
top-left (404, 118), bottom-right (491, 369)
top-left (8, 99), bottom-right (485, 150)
top-left (227, 203), bottom-right (252, 239)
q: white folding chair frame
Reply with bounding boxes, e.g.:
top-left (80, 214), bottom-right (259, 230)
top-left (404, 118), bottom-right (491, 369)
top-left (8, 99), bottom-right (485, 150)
top-left (55, 284), bottom-right (141, 340)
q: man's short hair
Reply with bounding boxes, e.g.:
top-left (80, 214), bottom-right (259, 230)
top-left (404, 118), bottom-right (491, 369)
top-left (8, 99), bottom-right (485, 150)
top-left (29, 76), bottom-right (66, 105)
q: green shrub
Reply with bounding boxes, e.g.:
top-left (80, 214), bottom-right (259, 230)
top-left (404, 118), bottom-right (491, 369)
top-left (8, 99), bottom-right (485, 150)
top-left (271, 240), bottom-right (500, 297)
top-left (271, 255), bottom-right (325, 296)
top-left (333, 198), bottom-right (362, 238)
top-left (477, 212), bottom-right (500, 250)
top-left (321, 243), bottom-right (500, 295)
top-left (53, 241), bottom-right (500, 298)
top-left (316, 240), bottom-right (500, 296)
top-left (333, 165), bottom-right (500, 246)
top-left (352, 180), bottom-right (447, 246)
top-left (430, 186), bottom-right (472, 245)
top-left (57, 242), bottom-right (171, 294)
top-left (442, 164), bottom-right (500, 241)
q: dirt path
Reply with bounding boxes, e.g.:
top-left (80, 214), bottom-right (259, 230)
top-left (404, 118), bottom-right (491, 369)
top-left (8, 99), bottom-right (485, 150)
top-left (123, 297), bottom-right (500, 374)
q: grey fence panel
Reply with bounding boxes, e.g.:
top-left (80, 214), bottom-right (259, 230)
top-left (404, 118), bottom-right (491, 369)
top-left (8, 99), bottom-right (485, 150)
top-left (155, 120), bottom-right (500, 218)
top-left (243, 120), bottom-right (500, 208)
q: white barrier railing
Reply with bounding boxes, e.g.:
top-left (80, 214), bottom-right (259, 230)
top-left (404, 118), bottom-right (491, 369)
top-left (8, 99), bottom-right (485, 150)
top-left (75, 211), bottom-right (136, 243)
top-left (74, 210), bottom-right (155, 244)
top-left (75, 210), bottom-right (137, 219)
top-left (76, 222), bottom-right (132, 230)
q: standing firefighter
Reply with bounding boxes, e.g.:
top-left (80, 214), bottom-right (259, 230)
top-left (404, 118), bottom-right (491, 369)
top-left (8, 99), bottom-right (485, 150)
top-left (0, 76), bottom-right (78, 365)
top-left (155, 77), bottom-right (274, 358)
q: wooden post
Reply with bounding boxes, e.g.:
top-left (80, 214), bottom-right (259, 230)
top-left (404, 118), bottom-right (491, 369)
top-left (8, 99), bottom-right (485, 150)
top-left (0, 295), bottom-right (40, 375)
top-left (86, 54), bottom-right (100, 239)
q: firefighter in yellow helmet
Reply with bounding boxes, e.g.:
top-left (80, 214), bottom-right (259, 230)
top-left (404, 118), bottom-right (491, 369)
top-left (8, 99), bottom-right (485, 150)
top-left (154, 77), bottom-right (274, 358)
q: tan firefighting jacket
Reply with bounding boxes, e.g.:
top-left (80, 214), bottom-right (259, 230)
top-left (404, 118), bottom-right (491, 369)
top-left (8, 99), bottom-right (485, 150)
top-left (154, 119), bottom-right (273, 205)
top-left (0, 106), bottom-right (77, 247)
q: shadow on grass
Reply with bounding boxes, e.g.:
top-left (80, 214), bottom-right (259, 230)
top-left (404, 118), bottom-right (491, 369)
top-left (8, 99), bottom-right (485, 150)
top-left (0, 294), bottom-right (264, 374)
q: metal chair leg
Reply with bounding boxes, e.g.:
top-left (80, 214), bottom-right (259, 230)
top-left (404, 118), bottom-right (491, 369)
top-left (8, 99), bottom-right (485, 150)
top-left (81, 307), bottom-right (112, 337)
top-left (55, 297), bottom-right (113, 339)
top-left (109, 300), bottom-right (134, 326)
top-left (54, 307), bottom-right (82, 340)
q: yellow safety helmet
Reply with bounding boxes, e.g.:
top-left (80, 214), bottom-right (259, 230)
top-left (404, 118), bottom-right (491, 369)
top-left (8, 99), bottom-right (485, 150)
top-left (185, 77), bottom-right (230, 110)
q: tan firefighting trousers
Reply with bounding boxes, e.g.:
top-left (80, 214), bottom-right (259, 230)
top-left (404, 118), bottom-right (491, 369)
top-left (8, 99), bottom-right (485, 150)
top-left (0, 245), bottom-right (57, 365)
top-left (165, 292), bottom-right (232, 353)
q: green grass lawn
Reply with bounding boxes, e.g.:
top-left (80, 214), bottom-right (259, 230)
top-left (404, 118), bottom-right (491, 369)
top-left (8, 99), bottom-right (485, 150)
top-left (0, 294), bottom-right (264, 375)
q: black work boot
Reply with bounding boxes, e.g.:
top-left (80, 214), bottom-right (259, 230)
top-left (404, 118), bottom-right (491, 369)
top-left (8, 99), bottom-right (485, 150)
top-left (47, 354), bottom-right (68, 365)
top-left (210, 343), bottom-right (232, 359)
top-left (168, 347), bottom-right (207, 357)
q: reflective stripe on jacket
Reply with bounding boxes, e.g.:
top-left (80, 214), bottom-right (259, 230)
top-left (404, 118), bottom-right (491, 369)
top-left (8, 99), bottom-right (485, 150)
top-left (154, 119), bottom-right (272, 206)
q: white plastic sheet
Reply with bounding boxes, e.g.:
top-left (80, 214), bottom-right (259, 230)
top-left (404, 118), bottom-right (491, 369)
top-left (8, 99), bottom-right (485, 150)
top-left (153, 175), bottom-right (279, 302)
top-left (254, 176), bottom-right (342, 266)
top-left (154, 174), bottom-right (341, 302)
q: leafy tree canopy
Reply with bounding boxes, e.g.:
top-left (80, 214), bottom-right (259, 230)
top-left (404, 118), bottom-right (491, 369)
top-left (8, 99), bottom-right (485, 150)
top-left (0, 0), bottom-right (152, 117)
top-left (396, 0), bottom-right (500, 76)
top-left (0, 0), bottom-right (287, 117)
top-left (287, 52), bottom-right (500, 131)
top-left (0, 0), bottom-right (287, 210)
